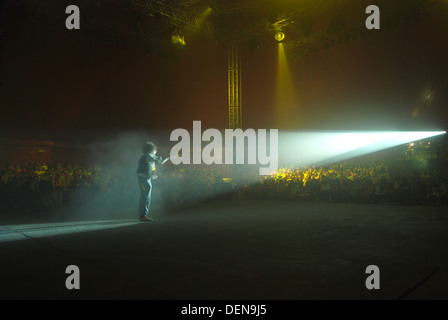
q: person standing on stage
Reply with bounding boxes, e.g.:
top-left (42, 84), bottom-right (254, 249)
top-left (137, 141), bottom-right (166, 221)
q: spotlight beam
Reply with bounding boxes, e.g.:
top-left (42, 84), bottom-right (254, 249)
top-left (0, 220), bottom-right (139, 244)
top-left (278, 131), bottom-right (446, 168)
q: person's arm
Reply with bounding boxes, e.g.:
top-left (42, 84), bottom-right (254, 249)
top-left (155, 155), bottom-right (170, 165)
top-left (156, 156), bottom-right (164, 165)
top-left (149, 154), bottom-right (163, 165)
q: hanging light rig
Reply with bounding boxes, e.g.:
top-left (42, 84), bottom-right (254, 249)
top-left (171, 28), bottom-right (186, 46)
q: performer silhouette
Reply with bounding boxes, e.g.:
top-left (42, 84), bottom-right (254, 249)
top-left (137, 142), bottom-right (168, 221)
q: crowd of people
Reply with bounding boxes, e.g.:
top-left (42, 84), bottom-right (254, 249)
top-left (1, 159), bottom-right (447, 214)
top-left (159, 160), bottom-right (448, 206)
top-left (0, 162), bottom-right (133, 213)
top-left (236, 161), bottom-right (448, 205)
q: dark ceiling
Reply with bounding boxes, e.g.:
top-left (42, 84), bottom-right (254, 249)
top-left (5, 0), bottom-right (436, 55)
top-left (1, 0), bottom-right (447, 140)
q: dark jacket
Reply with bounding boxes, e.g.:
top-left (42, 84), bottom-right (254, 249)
top-left (137, 153), bottom-right (163, 179)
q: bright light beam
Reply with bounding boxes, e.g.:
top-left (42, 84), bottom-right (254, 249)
top-left (278, 131), bottom-right (446, 167)
top-left (0, 220), bottom-right (139, 244)
top-left (276, 43), bottom-right (298, 128)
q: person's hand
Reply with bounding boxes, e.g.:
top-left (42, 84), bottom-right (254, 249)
top-left (152, 175), bottom-right (158, 180)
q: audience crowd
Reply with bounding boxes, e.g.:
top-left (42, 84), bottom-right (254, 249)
top-left (1, 159), bottom-right (448, 213)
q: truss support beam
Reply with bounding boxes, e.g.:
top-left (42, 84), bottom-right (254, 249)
top-left (228, 43), bottom-right (242, 129)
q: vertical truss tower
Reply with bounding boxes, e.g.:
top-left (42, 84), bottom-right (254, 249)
top-left (228, 43), bottom-right (242, 129)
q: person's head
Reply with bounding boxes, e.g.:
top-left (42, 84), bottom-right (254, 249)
top-left (143, 142), bottom-right (157, 155)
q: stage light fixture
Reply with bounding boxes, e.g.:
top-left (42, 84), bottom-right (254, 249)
top-left (171, 33), bottom-right (186, 46)
top-left (275, 32), bottom-right (285, 42)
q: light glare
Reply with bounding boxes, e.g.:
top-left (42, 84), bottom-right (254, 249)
top-left (278, 131), bottom-right (446, 167)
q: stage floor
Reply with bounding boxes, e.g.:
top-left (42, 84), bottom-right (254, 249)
top-left (0, 200), bottom-right (447, 300)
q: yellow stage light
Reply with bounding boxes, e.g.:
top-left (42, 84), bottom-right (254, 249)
top-left (275, 32), bottom-right (285, 42)
top-left (171, 34), bottom-right (186, 46)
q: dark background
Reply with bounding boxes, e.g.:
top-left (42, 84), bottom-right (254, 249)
top-left (0, 0), bottom-right (447, 143)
